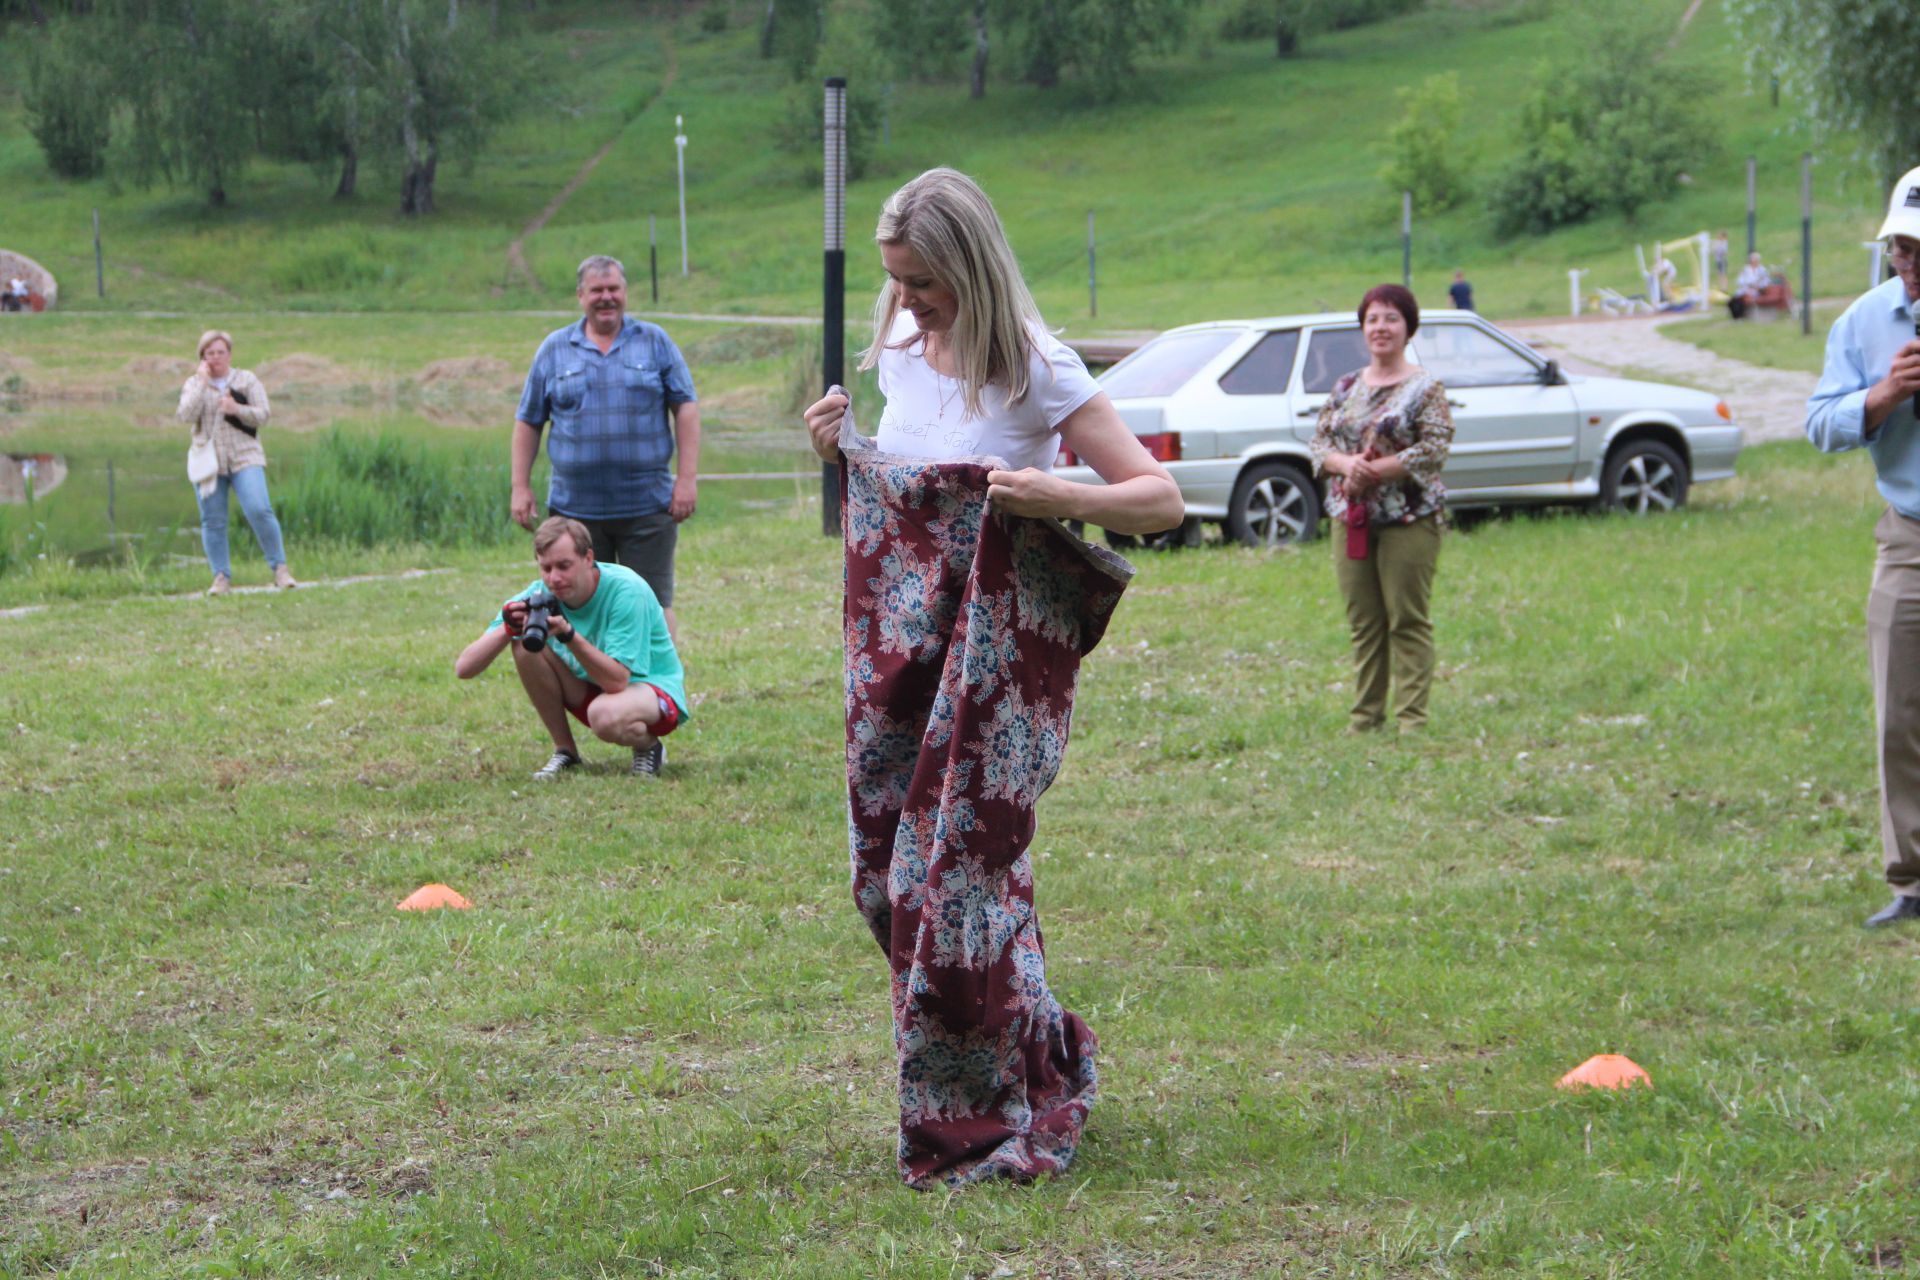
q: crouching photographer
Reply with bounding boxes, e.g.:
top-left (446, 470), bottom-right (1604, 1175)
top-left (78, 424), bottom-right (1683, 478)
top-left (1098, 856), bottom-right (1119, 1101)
top-left (456, 516), bottom-right (688, 779)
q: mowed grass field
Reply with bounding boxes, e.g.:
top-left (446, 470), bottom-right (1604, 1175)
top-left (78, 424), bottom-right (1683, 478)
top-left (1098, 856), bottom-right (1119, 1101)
top-left (5, 437), bottom-right (1920, 1277)
top-left (0, 0), bottom-right (1892, 327)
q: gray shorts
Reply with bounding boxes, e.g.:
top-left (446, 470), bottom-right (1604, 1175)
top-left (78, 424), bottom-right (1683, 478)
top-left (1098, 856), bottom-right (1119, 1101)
top-left (562, 510), bottom-right (678, 606)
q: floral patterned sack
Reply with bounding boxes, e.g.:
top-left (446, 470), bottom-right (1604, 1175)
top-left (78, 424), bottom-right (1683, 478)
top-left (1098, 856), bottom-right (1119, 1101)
top-left (839, 427), bottom-right (1132, 1188)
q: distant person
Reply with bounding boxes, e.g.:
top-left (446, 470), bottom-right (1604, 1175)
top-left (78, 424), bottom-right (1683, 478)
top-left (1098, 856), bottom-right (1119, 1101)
top-left (1447, 269), bottom-right (1474, 312)
top-left (511, 255), bottom-right (701, 641)
top-left (801, 166), bottom-right (1181, 1189)
top-left (1649, 254), bottom-right (1678, 304)
top-left (1311, 284), bottom-right (1455, 733)
top-left (455, 516), bottom-right (687, 779)
top-left (1807, 164), bottom-right (1920, 927)
top-left (1729, 252), bottom-right (1772, 319)
top-left (175, 329), bottom-right (297, 595)
top-left (1712, 231), bottom-right (1731, 290)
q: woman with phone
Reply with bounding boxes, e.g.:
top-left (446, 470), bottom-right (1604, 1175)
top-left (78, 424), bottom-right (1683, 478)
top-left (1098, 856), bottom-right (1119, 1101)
top-left (177, 329), bottom-right (296, 594)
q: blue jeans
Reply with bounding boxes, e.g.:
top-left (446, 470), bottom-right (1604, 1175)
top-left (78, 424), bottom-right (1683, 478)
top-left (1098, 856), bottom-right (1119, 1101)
top-left (197, 466), bottom-right (287, 576)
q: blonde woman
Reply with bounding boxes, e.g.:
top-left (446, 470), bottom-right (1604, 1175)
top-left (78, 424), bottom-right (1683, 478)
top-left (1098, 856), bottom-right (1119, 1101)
top-left (803, 168), bottom-right (1180, 1188)
top-left (176, 330), bottom-right (296, 594)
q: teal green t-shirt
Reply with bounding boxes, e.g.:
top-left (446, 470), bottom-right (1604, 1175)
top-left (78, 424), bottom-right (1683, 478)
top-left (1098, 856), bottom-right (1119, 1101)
top-left (491, 562), bottom-right (688, 718)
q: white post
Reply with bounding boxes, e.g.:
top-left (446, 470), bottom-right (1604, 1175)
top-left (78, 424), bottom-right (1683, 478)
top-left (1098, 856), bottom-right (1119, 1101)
top-left (675, 114), bottom-right (689, 277)
top-left (1568, 268), bottom-right (1586, 317)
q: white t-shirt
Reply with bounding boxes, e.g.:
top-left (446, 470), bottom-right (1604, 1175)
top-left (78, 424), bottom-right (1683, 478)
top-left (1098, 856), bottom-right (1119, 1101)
top-left (874, 312), bottom-right (1100, 472)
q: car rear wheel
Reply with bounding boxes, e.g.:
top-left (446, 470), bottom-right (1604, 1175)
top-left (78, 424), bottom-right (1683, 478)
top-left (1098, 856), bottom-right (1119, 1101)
top-left (1600, 440), bottom-right (1689, 515)
top-left (1228, 462), bottom-right (1320, 548)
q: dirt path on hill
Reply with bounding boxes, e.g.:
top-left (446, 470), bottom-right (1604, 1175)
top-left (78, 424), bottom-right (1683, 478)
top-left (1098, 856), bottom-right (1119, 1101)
top-left (1505, 313), bottom-right (1817, 445)
top-left (502, 30), bottom-right (681, 294)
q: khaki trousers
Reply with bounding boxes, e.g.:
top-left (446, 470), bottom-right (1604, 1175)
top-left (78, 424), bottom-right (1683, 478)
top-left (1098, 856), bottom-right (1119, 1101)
top-left (1333, 515), bottom-right (1441, 730)
top-left (1870, 506), bottom-right (1920, 896)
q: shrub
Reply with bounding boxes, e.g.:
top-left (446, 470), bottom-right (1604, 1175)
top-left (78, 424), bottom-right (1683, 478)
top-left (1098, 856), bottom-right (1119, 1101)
top-left (274, 430), bottom-right (518, 549)
top-left (1380, 71), bottom-right (1469, 213)
top-left (25, 24), bottom-right (112, 180)
top-left (1489, 19), bottom-right (1715, 236)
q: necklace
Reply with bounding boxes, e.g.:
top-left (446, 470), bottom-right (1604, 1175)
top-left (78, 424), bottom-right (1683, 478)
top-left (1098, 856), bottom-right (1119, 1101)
top-left (923, 334), bottom-right (961, 420)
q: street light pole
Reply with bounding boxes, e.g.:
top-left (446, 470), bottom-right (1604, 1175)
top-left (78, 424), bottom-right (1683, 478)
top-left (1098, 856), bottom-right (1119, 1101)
top-left (675, 115), bottom-right (690, 277)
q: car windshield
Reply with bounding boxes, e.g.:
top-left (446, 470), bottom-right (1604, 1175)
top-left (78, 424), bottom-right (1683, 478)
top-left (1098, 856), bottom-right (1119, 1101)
top-left (1415, 323), bottom-right (1540, 387)
top-left (1099, 329), bottom-right (1239, 399)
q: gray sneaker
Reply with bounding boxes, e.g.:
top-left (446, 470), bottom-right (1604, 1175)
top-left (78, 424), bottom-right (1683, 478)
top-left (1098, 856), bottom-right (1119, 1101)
top-left (532, 749), bottom-right (582, 780)
top-left (631, 740), bottom-right (665, 778)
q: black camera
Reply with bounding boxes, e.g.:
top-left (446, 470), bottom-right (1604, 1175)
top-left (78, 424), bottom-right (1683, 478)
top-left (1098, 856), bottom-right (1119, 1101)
top-left (520, 588), bottom-right (561, 652)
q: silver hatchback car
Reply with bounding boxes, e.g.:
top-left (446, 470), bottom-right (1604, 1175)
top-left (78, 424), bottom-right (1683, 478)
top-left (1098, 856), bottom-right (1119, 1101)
top-left (1058, 310), bottom-right (1743, 547)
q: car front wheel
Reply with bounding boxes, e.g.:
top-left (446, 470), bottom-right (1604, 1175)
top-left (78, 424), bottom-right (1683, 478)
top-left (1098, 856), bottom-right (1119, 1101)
top-left (1601, 439), bottom-right (1689, 514)
top-left (1228, 461), bottom-right (1321, 547)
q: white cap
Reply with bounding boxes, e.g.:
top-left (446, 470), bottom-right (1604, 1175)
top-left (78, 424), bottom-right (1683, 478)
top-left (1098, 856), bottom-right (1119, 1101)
top-left (1878, 165), bottom-right (1920, 241)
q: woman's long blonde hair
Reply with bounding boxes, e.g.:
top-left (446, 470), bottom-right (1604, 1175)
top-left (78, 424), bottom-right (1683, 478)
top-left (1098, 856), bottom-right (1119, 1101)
top-left (858, 168), bottom-right (1046, 419)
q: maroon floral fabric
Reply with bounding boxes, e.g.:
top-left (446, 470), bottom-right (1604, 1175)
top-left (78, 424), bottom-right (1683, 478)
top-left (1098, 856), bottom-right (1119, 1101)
top-left (840, 432), bottom-right (1132, 1189)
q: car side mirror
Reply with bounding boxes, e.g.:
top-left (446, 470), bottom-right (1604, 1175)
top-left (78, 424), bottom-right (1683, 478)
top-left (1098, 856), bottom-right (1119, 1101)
top-left (1539, 359), bottom-right (1563, 386)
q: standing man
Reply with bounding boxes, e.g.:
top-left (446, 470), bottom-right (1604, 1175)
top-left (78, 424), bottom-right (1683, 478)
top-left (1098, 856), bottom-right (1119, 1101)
top-left (1807, 164), bottom-right (1920, 927)
top-left (1447, 269), bottom-right (1475, 313)
top-left (512, 255), bottom-right (701, 640)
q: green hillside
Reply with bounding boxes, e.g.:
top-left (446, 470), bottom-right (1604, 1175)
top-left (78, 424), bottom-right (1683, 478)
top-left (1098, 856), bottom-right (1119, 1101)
top-left (0, 0), bottom-right (1890, 327)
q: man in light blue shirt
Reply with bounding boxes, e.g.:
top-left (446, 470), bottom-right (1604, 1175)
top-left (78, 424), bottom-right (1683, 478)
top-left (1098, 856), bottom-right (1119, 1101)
top-left (511, 255), bottom-right (701, 640)
top-left (1806, 163), bottom-right (1920, 926)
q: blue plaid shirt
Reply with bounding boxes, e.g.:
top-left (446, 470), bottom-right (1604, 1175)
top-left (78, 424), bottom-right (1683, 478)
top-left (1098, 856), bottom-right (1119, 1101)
top-left (516, 316), bottom-right (698, 520)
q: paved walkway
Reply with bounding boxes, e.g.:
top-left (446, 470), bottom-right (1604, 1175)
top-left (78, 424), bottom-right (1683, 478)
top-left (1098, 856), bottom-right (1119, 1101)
top-left (1505, 314), bottom-right (1816, 445)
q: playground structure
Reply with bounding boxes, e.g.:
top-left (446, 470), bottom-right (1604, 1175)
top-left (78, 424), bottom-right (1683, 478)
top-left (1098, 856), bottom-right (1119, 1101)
top-left (0, 249), bottom-right (57, 312)
top-left (1579, 231), bottom-right (1723, 317)
top-left (1573, 230), bottom-right (1807, 321)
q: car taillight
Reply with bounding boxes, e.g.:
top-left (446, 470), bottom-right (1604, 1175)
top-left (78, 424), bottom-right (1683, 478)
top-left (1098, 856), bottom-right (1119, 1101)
top-left (1715, 400), bottom-right (1732, 420)
top-left (1138, 432), bottom-right (1182, 462)
top-left (1056, 444), bottom-right (1078, 467)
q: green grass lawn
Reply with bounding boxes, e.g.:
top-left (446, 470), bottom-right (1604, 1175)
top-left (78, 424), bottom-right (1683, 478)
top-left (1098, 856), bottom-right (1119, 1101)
top-left (1665, 304), bottom-right (1846, 376)
top-left (5, 440), bottom-right (1920, 1277)
top-left (0, 0), bottom-right (1893, 328)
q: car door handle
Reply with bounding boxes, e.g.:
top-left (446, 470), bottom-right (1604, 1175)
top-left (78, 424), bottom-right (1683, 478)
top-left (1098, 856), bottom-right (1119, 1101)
top-left (1296, 406), bottom-right (1317, 417)
top-left (1447, 399), bottom-right (1466, 409)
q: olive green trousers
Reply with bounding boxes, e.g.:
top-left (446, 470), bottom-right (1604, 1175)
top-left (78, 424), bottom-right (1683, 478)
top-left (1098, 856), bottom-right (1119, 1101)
top-left (1332, 514), bottom-right (1441, 730)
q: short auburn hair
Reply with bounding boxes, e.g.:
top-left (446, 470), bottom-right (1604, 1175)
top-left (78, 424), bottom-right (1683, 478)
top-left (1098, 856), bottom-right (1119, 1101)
top-left (533, 515), bottom-right (593, 558)
top-left (1357, 284), bottom-right (1419, 338)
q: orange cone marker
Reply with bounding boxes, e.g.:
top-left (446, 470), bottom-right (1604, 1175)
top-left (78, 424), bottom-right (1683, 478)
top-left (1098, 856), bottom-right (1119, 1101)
top-left (1556, 1053), bottom-right (1651, 1092)
top-left (397, 883), bottom-right (473, 911)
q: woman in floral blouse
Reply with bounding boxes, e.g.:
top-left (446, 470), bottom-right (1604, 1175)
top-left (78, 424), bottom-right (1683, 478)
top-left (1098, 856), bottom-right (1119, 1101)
top-left (1310, 284), bottom-right (1454, 731)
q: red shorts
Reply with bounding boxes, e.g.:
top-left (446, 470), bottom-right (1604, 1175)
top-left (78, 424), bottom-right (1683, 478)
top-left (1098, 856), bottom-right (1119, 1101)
top-left (566, 683), bottom-right (682, 737)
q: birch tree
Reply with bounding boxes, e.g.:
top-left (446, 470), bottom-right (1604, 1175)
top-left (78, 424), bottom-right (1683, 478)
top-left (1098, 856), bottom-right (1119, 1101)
top-left (1730, 0), bottom-right (1920, 186)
